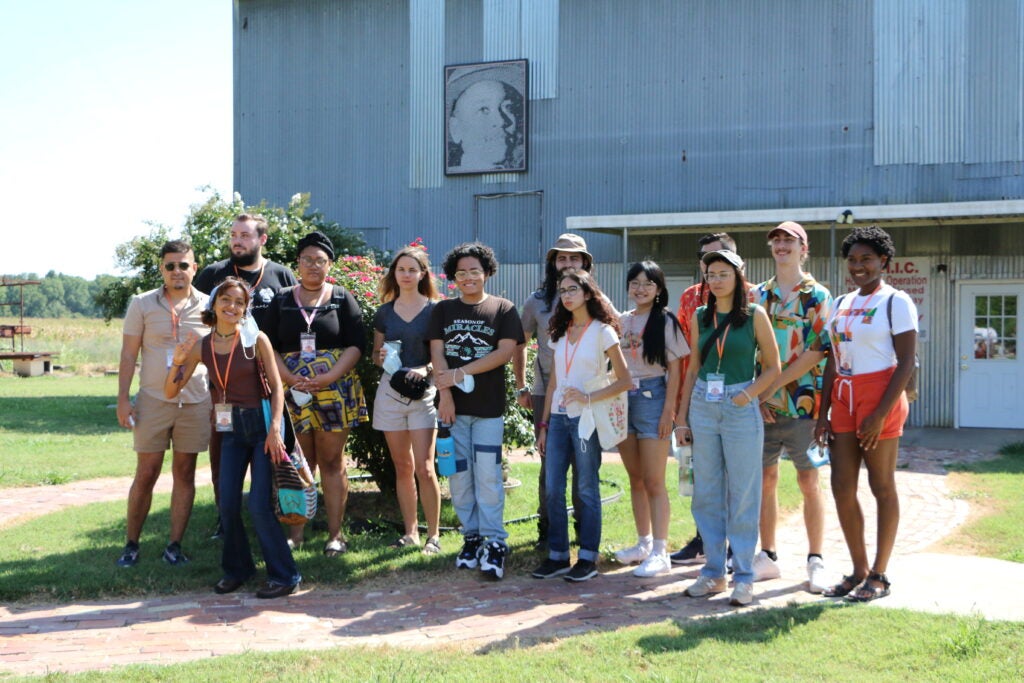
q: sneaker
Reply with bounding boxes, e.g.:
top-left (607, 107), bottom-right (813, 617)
top-left (531, 558), bottom-right (572, 579)
top-left (162, 542), bottom-right (190, 565)
top-left (615, 542), bottom-right (652, 565)
top-left (455, 534), bottom-right (483, 570)
top-left (726, 546), bottom-right (734, 574)
top-left (807, 556), bottom-right (828, 594)
top-left (210, 521), bottom-right (224, 541)
top-left (730, 581), bottom-right (754, 606)
top-left (669, 535), bottom-right (705, 565)
top-left (752, 550), bottom-right (781, 581)
top-left (116, 542), bottom-right (140, 568)
top-left (563, 559), bottom-right (599, 582)
top-left (479, 540), bottom-right (507, 580)
top-left (684, 575), bottom-right (727, 597)
top-left (633, 551), bottom-right (671, 578)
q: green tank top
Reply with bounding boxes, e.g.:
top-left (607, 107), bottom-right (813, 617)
top-left (696, 304), bottom-right (758, 384)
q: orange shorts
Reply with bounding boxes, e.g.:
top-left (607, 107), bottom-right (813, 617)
top-left (829, 367), bottom-right (908, 440)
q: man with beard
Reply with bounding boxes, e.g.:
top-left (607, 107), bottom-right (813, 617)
top-left (195, 214), bottom-right (298, 536)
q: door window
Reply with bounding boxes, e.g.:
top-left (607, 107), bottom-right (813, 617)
top-left (973, 295), bottom-right (1017, 360)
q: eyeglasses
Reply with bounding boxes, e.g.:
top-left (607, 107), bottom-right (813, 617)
top-left (558, 285), bottom-right (582, 297)
top-left (628, 280), bottom-right (657, 290)
top-left (454, 268), bottom-right (485, 280)
top-left (163, 262), bottom-right (193, 272)
top-left (299, 256), bottom-right (330, 268)
top-left (704, 272), bottom-right (734, 282)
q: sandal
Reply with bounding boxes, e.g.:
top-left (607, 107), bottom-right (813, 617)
top-left (323, 539), bottom-right (348, 557)
top-left (422, 536), bottom-right (441, 555)
top-left (823, 574), bottom-right (865, 598)
top-left (847, 572), bottom-right (891, 603)
top-left (388, 535), bottom-right (420, 549)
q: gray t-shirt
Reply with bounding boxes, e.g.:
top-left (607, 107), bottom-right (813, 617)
top-left (520, 291), bottom-right (555, 395)
top-left (373, 300), bottom-right (436, 368)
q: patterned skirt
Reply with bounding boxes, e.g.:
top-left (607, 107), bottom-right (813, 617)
top-left (282, 348), bottom-right (369, 433)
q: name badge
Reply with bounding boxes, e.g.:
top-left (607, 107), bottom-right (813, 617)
top-left (839, 342), bottom-right (852, 373)
top-left (705, 373), bottom-right (725, 402)
top-left (300, 332), bottom-right (317, 361)
top-left (166, 349), bottom-right (176, 369)
top-left (214, 403), bottom-right (233, 432)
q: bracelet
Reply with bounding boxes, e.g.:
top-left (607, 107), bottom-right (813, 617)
top-left (740, 388), bottom-right (754, 403)
top-left (517, 387), bottom-right (531, 396)
top-left (537, 421), bottom-right (549, 429)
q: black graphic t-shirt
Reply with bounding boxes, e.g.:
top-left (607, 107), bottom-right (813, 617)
top-left (428, 296), bottom-right (524, 418)
top-left (195, 259), bottom-right (298, 331)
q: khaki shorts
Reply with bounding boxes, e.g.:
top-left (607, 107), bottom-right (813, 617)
top-left (371, 374), bottom-right (437, 432)
top-left (762, 414), bottom-right (817, 470)
top-left (133, 391), bottom-right (212, 454)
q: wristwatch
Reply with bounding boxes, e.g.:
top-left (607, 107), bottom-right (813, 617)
top-left (517, 387), bottom-right (531, 396)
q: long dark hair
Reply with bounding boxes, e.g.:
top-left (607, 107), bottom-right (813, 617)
top-left (627, 261), bottom-right (683, 367)
top-left (540, 251), bottom-right (594, 313)
top-left (548, 269), bottom-right (620, 342)
top-left (699, 253), bottom-right (751, 329)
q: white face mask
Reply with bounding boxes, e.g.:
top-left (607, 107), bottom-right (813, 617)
top-left (455, 373), bottom-right (475, 394)
top-left (382, 341), bottom-right (402, 375)
top-left (239, 313), bottom-right (260, 348)
top-left (577, 406), bottom-right (596, 442)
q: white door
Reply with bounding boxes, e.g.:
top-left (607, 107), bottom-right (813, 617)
top-left (958, 283), bottom-right (1023, 428)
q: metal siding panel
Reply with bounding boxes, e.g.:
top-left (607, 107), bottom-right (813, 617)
top-left (409, 0), bottom-right (445, 189)
top-left (965, 0), bottom-right (1023, 163)
top-left (521, 0), bottom-right (558, 99)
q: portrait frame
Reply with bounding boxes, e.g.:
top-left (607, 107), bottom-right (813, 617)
top-left (444, 59), bottom-right (528, 176)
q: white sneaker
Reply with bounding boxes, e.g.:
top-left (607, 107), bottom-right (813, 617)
top-left (615, 542), bottom-right (652, 565)
top-left (684, 575), bottom-right (727, 597)
top-left (633, 551), bottom-right (671, 578)
top-left (730, 582), bottom-right (754, 606)
top-left (806, 556), bottom-right (828, 594)
top-left (752, 550), bottom-right (781, 581)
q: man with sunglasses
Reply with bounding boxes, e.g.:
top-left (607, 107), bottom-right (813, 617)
top-left (115, 240), bottom-right (212, 568)
top-left (195, 214), bottom-right (298, 537)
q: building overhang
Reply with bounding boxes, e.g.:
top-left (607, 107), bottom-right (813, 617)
top-left (567, 199), bottom-right (1024, 236)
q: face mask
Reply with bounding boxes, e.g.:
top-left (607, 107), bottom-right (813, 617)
top-left (239, 313), bottom-right (260, 348)
top-left (577, 406), bottom-right (596, 442)
top-left (290, 388), bottom-right (312, 406)
top-left (382, 341), bottom-right (402, 376)
top-left (455, 373), bottom-right (475, 393)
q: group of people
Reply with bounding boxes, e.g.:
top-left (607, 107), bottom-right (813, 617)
top-left (115, 214), bottom-right (918, 607)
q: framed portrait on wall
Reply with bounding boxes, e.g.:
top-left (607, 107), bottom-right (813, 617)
top-left (444, 59), bottom-right (528, 175)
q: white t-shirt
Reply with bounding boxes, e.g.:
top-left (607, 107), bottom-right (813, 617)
top-left (826, 284), bottom-right (918, 376)
top-left (619, 309), bottom-right (690, 380)
top-left (548, 321), bottom-right (619, 415)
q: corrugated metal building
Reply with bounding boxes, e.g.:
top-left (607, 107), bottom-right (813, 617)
top-left (234, 0), bottom-right (1024, 429)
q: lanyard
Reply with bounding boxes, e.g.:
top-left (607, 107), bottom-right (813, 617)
top-left (293, 284), bottom-right (330, 332)
top-left (841, 283), bottom-right (882, 343)
top-left (627, 311), bottom-right (643, 362)
top-left (234, 261), bottom-right (266, 294)
top-left (164, 289), bottom-right (183, 342)
top-left (210, 330), bottom-right (240, 403)
top-left (714, 320), bottom-right (732, 373)
top-left (563, 318), bottom-right (593, 379)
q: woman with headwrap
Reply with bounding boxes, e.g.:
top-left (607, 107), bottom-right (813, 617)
top-left (263, 231), bottom-right (368, 557)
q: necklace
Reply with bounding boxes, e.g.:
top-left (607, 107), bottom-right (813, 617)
top-left (214, 329), bottom-right (235, 339)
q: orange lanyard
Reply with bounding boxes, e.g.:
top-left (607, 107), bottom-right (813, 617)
top-left (210, 330), bottom-right (240, 403)
top-left (563, 318), bottom-right (593, 379)
top-left (234, 262), bottom-right (266, 294)
top-left (714, 321), bottom-right (731, 373)
top-left (165, 289), bottom-right (183, 342)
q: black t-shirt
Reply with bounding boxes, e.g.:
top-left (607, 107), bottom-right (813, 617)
top-left (195, 258), bottom-right (297, 330)
top-left (263, 284), bottom-right (367, 354)
top-left (427, 295), bottom-right (524, 418)
top-left (373, 300), bottom-right (436, 368)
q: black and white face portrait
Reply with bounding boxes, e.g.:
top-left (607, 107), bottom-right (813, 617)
top-left (445, 60), bottom-right (527, 175)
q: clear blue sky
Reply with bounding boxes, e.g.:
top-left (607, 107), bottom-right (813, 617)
top-left (0, 1), bottom-right (232, 279)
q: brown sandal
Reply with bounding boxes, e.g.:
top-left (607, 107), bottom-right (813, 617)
top-left (823, 574), bottom-right (865, 598)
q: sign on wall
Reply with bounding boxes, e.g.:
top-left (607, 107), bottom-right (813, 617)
top-left (444, 59), bottom-right (528, 176)
top-left (843, 257), bottom-right (930, 341)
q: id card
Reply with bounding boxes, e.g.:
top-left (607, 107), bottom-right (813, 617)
top-left (300, 332), bottom-right (317, 361)
top-left (705, 373), bottom-right (725, 402)
top-left (214, 403), bottom-right (233, 432)
top-left (166, 348), bottom-right (176, 369)
top-left (839, 342), bottom-right (852, 374)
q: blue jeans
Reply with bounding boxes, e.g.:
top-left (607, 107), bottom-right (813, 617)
top-left (218, 406), bottom-right (301, 587)
top-left (689, 379), bottom-right (763, 584)
top-left (545, 413), bottom-right (603, 563)
top-left (450, 415), bottom-right (506, 542)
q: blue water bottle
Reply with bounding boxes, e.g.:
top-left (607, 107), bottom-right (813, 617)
top-left (435, 422), bottom-right (456, 477)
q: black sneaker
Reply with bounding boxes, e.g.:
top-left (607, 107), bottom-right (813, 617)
top-left (162, 542), bottom-right (190, 565)
top-left (455, 534), bottom-right (483, 570)
top-left (726, 545), bottom-right (734, 574)
top-left (531, 558), bottom-right (571, 579)
top-left (479, 540), bottom-right (508, 580)
top-left (563, 559), bottom-right (598, 582)
top-left (533, 519), bottom-right (549, 552)
top-left (116, 542), bottom-right (140, 568)
top-left (670, 534), bottom-right (705, 565)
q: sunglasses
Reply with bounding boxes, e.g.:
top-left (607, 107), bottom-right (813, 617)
top-left (163, 262), bottom-right (193, 272)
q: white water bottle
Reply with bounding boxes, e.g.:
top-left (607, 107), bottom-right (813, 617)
top-left (806, 441), bottom-right (830, 468)
top-left (382, 340), bottom-right (402, 375)
top-left (673, 431), bottom-right (694, 496)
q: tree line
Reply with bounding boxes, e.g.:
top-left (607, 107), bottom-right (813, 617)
top-left (0, 272), bottom-right (116, 319)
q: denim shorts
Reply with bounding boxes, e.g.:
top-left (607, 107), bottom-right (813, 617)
top-left (627, 376), bottom-right (668, 440)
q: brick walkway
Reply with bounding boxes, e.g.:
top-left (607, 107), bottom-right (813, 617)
top-left (3, 444), bottom-right (1023, 676)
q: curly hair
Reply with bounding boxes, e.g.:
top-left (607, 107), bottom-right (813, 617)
top-left (548, 269), bottom-right (620, 342)
top-left (699, 253), bottom-right (752, 329)
top-left (378, 246), bottom-right (440, 303)
top-left (201, 276), bottom-right (251, 327)
top-left (442, 242), bottom-right (499, 280)
top-left (626, 261), bottom-right (683, 367)
top-left (841, 225), bottom-right (896, 259)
